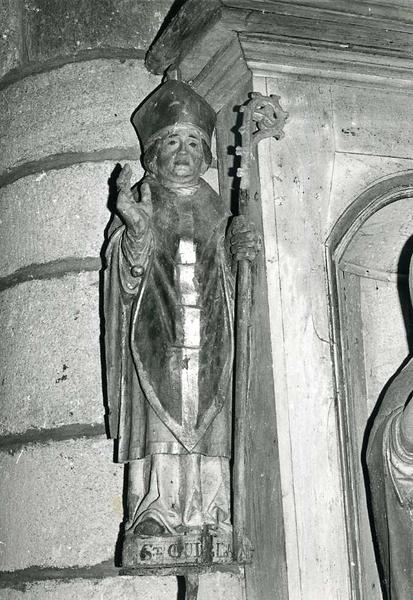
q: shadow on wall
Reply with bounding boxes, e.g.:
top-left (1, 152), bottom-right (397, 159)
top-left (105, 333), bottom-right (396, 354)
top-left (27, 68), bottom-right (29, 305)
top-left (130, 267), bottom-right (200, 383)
top-left (397, 234), bottom-right (413, 354)
top-left (99, 163), bottom-right (123, 444)
top-left (97, 162), bottom-right (125, 566)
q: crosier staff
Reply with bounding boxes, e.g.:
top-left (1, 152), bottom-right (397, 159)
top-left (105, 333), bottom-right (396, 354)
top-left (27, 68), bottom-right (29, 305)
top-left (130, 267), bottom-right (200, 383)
top-left (184, 93), bottom-right (287, 600)
top-left (233, 92), bottom-right (288, 562)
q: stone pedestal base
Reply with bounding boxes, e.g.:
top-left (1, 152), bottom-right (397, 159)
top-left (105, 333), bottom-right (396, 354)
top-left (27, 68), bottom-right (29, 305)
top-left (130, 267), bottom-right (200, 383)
top-left (122, 529), bottom-right (233, 568)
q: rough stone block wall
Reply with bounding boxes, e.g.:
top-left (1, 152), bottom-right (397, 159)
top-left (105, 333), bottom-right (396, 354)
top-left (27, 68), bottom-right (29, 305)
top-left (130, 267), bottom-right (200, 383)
top-left (0, 0), bottom-right (241, 597)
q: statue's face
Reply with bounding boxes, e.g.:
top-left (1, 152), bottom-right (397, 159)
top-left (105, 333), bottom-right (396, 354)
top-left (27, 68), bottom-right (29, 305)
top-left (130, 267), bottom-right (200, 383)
top-left (155, 126), bottom-right (206, 187)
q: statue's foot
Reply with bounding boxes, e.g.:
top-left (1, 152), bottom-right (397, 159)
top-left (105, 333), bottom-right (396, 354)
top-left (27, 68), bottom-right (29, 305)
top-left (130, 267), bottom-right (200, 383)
top-left (134, 517), bottom-right (167, 537)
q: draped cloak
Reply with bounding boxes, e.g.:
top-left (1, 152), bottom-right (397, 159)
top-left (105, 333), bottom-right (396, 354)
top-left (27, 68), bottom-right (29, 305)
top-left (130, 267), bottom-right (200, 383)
top-left (104, 177), bottom-right (234, 463)
top-left (367, 358), bottom-right (413, 599)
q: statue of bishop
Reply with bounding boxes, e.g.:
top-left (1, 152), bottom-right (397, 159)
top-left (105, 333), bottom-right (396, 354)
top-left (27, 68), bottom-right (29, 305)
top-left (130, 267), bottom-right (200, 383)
top-left (104, 80), bottom-right (258, 551)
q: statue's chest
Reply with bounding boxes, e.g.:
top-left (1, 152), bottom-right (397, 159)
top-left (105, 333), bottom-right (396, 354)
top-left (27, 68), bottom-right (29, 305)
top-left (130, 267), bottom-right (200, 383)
top-left (151, 192), bottom-right (222, 260)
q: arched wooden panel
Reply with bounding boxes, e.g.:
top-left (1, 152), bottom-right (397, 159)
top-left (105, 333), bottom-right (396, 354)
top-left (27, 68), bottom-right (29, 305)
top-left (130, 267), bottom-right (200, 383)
top-left (326, 172), bottom-right (413, 599)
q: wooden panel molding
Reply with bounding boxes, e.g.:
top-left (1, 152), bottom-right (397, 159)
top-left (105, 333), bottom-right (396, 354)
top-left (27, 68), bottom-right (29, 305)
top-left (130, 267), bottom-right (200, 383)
top-left (146, 0), bottom-right (413, 95)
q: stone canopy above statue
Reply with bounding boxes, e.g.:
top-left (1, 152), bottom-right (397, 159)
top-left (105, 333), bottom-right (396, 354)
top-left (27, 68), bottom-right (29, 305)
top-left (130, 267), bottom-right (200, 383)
top-left (144, 0), bottom-right (413, 112)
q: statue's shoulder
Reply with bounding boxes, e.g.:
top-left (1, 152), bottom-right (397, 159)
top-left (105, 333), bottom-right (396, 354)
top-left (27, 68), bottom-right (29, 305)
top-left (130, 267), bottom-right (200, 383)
top-left (368, 359), bottom-right (413, 454)
top-left (199, 177), bottom-right (219, 198)
top-left (199, 178), bottom-right (231, 218)
top-left (383, 359), bottom-right (413, 411)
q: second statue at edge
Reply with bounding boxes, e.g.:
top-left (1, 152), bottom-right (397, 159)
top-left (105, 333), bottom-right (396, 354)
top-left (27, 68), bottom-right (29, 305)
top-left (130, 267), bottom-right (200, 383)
top-left (104, 79), bottom-right (259, 566)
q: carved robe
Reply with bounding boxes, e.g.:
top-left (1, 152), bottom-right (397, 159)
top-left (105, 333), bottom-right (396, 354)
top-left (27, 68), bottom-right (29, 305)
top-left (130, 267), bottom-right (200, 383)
top-left (104, 176), bottom-right (234, 463)
top-left (367, 359), bottom-right (413, 599)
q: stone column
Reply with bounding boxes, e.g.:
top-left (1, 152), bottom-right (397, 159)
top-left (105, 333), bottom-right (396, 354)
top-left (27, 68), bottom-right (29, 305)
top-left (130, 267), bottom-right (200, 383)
top-left (0, 2), bottom-right (242, 598)
top-left (0, 1), bottom-right (170, 598)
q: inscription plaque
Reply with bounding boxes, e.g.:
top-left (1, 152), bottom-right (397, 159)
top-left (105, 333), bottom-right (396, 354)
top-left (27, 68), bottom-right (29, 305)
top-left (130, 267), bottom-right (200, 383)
top-left (123, 530), bottom-right (234, 567)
